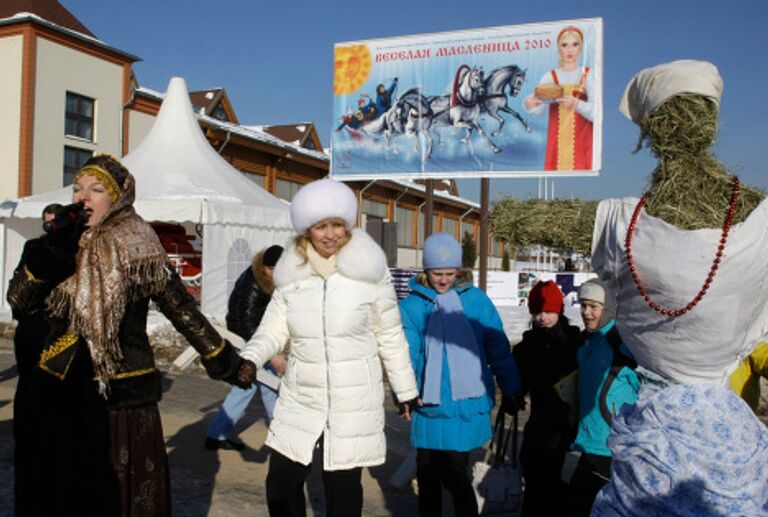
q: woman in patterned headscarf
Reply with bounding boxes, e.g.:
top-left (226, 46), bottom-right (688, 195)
top-left (7, 154), bottom-right (245, 516)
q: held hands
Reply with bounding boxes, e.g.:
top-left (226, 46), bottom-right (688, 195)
top-left (501, 393), bottom-right (526, 415)
top-left (269, 354), bottom-right (287, 376)
top-left (235, 359), bottom-right (256, 389)
top-left (397, 397), bottom-right (422, 422)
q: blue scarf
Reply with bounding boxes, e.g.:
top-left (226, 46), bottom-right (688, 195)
top-left (422, 289), bottom-right (486, 405)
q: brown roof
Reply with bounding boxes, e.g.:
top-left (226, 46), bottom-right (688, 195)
top-left (0, 0), bottom-right (95, 37)
top-left (189, 89), bottom-right (223, 113)
top-left (262, 124), bottom-right (312, 146)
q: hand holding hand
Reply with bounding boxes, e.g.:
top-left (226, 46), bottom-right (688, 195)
top-left (235, 359), bottom-right (256, 389)
top-left (269, 354), bottom-right (287, 376)
top-left (397, 397), bottom-right (422, 422)
top-left (501, 393), bottom-right (525, 415)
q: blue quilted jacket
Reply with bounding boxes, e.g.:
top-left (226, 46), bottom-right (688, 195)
top-left (399, 277), bottom-right (521, 451)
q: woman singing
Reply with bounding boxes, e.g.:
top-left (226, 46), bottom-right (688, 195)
top-left (7, 154), bottom-right (244, 516)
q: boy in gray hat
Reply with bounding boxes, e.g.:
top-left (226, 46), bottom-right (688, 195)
top-left (568, 278), bottom-right (639, 516)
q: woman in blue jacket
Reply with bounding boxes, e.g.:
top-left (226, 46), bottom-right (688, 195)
top-left (399, 233), bottom-right (522, 517)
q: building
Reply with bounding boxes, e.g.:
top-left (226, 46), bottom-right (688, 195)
top-left (0, 0), bottom-right (505, 269)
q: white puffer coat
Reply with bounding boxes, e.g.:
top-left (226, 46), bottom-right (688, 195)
top-left (240, 229), bottom-right (418, 470)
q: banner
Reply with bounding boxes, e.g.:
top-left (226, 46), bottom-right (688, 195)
top-left (331, 18), bottom-right (603, 180)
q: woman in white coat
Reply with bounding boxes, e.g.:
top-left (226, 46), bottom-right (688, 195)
top-left (238, 178), bottom-right (419, 517)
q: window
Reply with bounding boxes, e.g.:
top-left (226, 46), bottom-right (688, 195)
top-left (65, 92), bottom-right (94, 141)
top-left (245, 173), bottom-right (265, 187)
top-left (210, 104), bottom-right (230, 122)
top-left (275, 179), bottom-right (302, 201)
top-left (63, 146), bottom-right (93, 185)
top-left (227, 238), bottom-right (252, 299)
top-left (461, 221), bottom-right (475, 241)
top-left (395, 206), bottom-right (414, 247)
top-left (363, 199), bottom-right (387, 220)
top-left (303, 138), bottom-right (317, 150)
top-left (418, 212), bottom-right (439, 247)
top-left (442, 217), bottom-right (458, 238)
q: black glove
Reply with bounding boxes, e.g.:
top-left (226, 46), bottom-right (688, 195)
top-left (501, 394), bottom-right (525, 415)
top-left (24, 203), bottom-right (86, 282)
top-left (233, 359), bottom-right (256, 389)
top-left (397, 397), bottom-right (419, 416)
top-left (45, 203), bottom-right (86, 255)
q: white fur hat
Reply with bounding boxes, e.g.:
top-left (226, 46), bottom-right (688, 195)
top-left (290, 179), bottom-right (358, 234)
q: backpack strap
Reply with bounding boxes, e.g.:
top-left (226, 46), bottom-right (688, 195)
top-left (598, 327), bottom-right (635, 426)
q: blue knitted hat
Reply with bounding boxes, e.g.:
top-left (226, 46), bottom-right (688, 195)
top-left (423, 232), bottom-right (461, 270)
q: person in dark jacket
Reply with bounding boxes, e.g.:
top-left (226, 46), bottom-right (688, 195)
top-left (205, 245), bottom-right (285, 450)
top-left (513, 280), bottom-right (582, 516)
top-left (11, 203), bottom-right (62, 513)
top-left (7, 155), bottom-right (244, 516)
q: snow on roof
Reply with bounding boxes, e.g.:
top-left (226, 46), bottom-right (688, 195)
top-left (0, 12), bottom-right (139, 62)
top-left (388, 179), bottom-right (480, 209)
top-left (134, 87), bottom-right (327, 164)
top-left (197, 115), bottom-right (329, 163)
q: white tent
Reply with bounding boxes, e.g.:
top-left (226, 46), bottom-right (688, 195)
top-left (2, 77), bottom-right (293, 319)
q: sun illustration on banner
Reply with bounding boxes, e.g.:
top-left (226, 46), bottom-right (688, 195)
top-left (334, 45), bottom-right (371, 96)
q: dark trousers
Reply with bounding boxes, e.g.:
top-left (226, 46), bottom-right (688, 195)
top-left (416, 448), bottom-right (478, 517)
top-left (568, 452), bottom-right (612, 517)
top-left (266, 449), bottom-right (363, 517)
top-left (519, 442), bottom-right (569, 516)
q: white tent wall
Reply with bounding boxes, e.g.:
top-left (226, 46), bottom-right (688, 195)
top-left (201, 215), bottom-right (293, 321)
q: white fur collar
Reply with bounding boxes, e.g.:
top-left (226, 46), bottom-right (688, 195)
top-left (273, 228), bottom-right (387, 288)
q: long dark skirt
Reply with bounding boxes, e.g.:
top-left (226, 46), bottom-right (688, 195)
top-left (15, 367), bottom-right (170, 516)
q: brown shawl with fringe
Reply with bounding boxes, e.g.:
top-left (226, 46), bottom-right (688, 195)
top-left (46, 173), bottom-right (170, 389)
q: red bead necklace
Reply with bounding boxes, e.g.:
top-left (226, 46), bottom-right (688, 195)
top-left (624, 176), bottom-right (741, 317)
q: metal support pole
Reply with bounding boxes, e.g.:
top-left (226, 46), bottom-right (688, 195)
top-left (479, 178), bottom-right (489, 292)
top-left (424, 179), bottom-right (434, 238)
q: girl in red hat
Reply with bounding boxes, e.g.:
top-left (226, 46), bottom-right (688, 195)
top-left (513, 280), bottom-right (582, 516)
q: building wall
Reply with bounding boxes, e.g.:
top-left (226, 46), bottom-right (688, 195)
top-left (32, 37), bottom-right (123, 193)
top-left (126, 109), bottom-right (157, 153)
top-left (0, 35), bottom-right (23, 199)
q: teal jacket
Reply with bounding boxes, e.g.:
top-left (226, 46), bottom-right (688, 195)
top-left (399, 277), bottom-right (521, 451)
top-left (573, 320), bottom-right (639, 457)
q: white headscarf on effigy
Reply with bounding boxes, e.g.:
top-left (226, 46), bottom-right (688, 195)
top-left (619, 59), bottom-right (723, 123)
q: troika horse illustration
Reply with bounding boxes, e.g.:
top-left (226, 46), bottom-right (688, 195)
top-left (355, 64), bottom-right (529, 160)
top-left (480, 65), bottom-right (530, 136)
top-left (362, 87), bottom-right (434, 162)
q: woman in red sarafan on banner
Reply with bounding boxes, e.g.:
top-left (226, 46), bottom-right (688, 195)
top-left (524, 25), bottom-right (595, 171)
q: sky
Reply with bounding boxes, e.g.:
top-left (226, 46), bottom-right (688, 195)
top-left (69, 0), bottom-right (767, 204)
